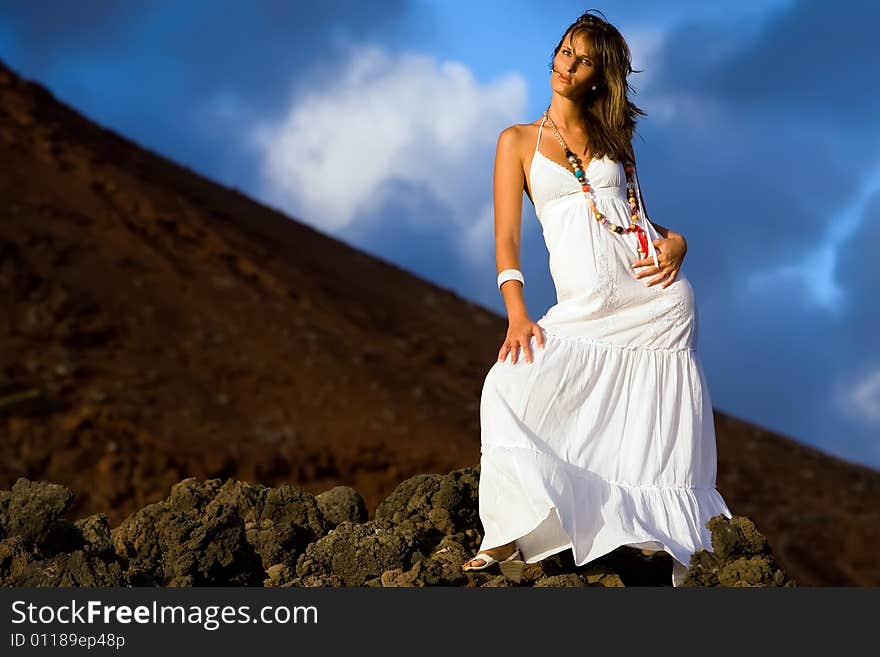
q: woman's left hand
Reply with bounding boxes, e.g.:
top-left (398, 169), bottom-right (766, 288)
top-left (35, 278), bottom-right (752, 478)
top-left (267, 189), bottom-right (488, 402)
top-left (631, 233), bottom-right (687, 288)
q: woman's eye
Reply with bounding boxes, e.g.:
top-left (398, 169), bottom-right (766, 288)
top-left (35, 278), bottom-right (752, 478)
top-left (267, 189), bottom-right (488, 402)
top-left (562, 49), bottom-right (590, 65)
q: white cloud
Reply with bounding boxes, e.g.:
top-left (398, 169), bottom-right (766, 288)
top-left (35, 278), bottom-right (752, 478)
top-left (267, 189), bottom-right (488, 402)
top-left (248, 44), bottom-right (527, 256)
top-left (742, 164), bottom-right (880, 316)
top-left (834, 368), bottom-right (880, 424)
top-left (626, 27), bottom-right (666, 90)
top-left (460, 200), bottom-right (496, 267)
top-left (743, 247), bottom-right (843, 311)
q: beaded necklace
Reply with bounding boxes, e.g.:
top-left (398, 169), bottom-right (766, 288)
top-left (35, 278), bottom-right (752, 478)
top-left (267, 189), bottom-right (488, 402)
top-left (542, 107), bottom-right (657, 267)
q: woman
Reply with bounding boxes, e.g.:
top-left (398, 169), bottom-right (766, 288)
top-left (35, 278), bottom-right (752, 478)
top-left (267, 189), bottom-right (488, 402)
top-left (461, 10), bottom-right (733, 587)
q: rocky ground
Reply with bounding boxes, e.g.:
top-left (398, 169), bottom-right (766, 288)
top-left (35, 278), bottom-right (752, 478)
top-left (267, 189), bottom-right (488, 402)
top-left (0, 470), bottom-right (795, 587)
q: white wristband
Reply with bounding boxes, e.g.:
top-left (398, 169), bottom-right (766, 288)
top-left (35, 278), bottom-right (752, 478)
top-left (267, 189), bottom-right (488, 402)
top-left (497, 268), bottom-right (524, 290)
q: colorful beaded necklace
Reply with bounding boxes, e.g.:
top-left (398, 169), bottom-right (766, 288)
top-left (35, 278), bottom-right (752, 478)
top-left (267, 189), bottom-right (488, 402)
top-left (542, 107), bottom-right (657, 266)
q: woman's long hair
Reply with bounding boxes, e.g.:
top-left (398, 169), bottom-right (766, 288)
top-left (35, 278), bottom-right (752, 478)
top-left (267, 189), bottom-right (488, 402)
top-left (549, 9), bottom-right (647, 163)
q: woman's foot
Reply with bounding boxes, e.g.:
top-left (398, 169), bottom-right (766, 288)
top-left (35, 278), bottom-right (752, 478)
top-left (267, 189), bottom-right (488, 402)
top-left (462, 541), bottom-right (517, 569)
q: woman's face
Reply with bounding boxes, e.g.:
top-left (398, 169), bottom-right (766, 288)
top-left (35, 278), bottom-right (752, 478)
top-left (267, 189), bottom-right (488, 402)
top-left (551, 31), bottom-right (600, 98)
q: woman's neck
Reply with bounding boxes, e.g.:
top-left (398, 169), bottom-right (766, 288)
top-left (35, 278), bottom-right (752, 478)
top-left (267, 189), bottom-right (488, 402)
top-left (547, 97), bottom-right (588, 134)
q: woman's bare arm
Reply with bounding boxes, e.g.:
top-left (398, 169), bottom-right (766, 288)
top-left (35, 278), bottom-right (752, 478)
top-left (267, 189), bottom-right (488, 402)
top-left (630, 152), bottom-right (688, 286)
top-left (493, 127), bottom-right (529, 322)
top-left (636, 182), bottom-right (687, 255)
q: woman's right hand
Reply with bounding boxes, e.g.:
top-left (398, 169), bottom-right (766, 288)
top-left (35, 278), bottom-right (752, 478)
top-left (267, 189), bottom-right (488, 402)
top-left (498, 316), bottom-right (545, 364)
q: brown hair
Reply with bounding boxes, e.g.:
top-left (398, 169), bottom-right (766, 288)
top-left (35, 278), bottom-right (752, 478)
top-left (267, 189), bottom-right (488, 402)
top-left (548, 9), bottom-right (647, 163)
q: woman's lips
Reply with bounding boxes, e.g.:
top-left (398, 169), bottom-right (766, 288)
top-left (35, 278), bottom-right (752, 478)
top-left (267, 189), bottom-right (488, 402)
top-left (556, 72), bottom-right (572, 83)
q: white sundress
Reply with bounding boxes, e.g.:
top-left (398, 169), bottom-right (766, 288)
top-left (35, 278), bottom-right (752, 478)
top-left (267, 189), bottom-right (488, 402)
top-left (477, 115), bottom-right (734, 587)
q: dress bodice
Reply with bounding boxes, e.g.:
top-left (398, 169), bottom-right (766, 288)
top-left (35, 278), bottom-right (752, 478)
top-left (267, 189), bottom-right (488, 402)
top-left (528, 116), bottom-right (628, 220)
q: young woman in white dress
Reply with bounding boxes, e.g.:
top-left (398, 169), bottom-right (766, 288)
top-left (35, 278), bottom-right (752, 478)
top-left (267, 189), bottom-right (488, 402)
top-left (461, 10), bottom-right (733, 586)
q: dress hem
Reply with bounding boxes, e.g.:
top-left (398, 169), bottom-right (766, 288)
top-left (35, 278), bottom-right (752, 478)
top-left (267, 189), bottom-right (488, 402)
top-left (480, 503), bottom-right (715, 588)
top-left (478, 443), bottom-right (732, 587)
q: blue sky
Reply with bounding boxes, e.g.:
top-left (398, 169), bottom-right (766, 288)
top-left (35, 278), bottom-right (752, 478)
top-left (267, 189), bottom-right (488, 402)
top-left (2, 0), bottom-right (878, 470)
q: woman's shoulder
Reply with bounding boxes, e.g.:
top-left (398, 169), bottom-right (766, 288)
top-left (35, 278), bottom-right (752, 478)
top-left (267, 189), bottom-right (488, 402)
top-left (496, 119), bottom-right (544, 154)
top-left (498, 119), bottom-right (540, 138)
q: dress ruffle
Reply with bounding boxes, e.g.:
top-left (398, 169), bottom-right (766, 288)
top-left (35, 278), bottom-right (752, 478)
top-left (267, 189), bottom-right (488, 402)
top-left (478, 329), bottom-right (732, 587)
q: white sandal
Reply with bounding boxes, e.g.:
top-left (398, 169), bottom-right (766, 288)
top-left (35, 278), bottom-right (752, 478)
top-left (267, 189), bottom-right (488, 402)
top-left (462, 547), bottom-right (521, 572)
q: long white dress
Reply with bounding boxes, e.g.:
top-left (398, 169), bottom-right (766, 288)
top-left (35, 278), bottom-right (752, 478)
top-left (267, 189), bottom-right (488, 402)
top-left (477, 115), bottom-right (733, 587)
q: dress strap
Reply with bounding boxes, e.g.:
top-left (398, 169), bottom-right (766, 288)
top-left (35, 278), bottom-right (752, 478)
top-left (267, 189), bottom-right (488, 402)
top-left (534, 114), bottom-right (546, 154)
